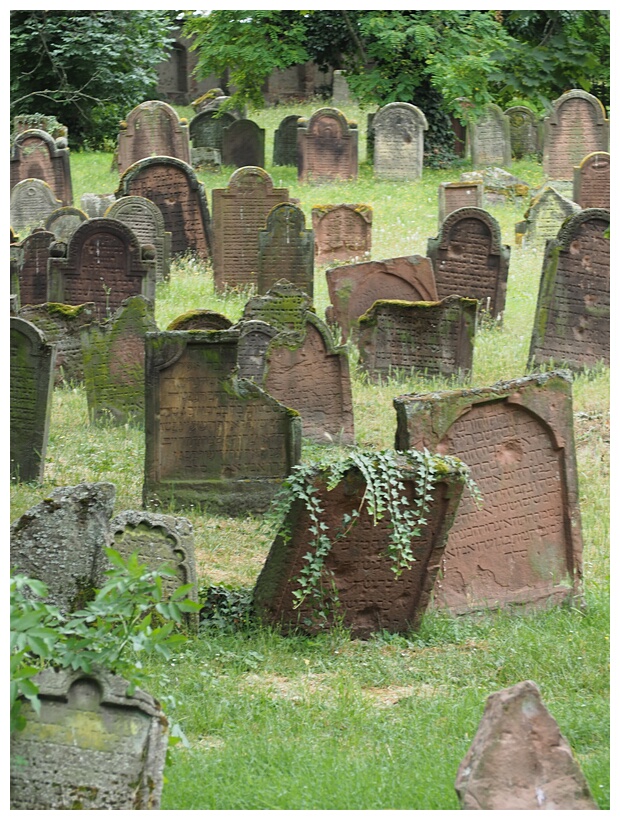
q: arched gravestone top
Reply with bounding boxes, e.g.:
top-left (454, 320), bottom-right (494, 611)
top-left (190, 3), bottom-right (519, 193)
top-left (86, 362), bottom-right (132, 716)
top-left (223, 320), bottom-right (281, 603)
top-left (258, 202), bottom-right (314, 296)
top-left (106, 195), bottom-right (171, 283)
top-left (10, 178), bottom-right (62, 233)
top-left (273, 114), bottom-right (302, 166)
top-left (10, 128), bottom-right (73, 206)
top-left (10, 228), bottom-right (56, 308)
top-left (298, 107), bottom-right (358, 183)
top-left (573, 151), bottom-right (610, 210)
top-left (372, 102), bottom-right (428, 180)
top-left (44, 206), bottom-right (88, 242)
top-left (312, 203), bottom-right (372, 265)
top-left (221, 118), bottom-right (265, 168)
top-left (547, 89), bottom-right (608, 127)
top-left (189, 109), bottom-right (236, 150)
top-left (469, 104), bottom-right (511, 168)
top-left (543, 89), bottom-right (609, 180)
top-left (434, 206), bottom-right (503, 252)
top-left (504, 105), bottom-right (540, 158)
top-left (167, 309), bottom-right (232, 331)
top-left (306, 106), bottom-right (353, 136)
top-left (117, 100), bottom-right (190, 174)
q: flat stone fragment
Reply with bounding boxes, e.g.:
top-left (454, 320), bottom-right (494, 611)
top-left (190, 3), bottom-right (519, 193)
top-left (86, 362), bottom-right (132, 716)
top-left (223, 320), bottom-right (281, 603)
top-left (543, 89), bottom-right (609, 182)
top-left (394, 372), bottom-right (584, 614)
top-left (438, 182), bottom-right (484, 227)
top-left (468, 104), bottom-right (511, 168)
top-left (10, 178), bottom-right (62, 233)
top-left (460, 168), bottom-right (529, 201)
top-left (44, 206), bottom-right (88, 242)
top-left (573, 151), bottom-right (610, 209)
top-left (505, 105), bottom-right (540, 158)
top-left (298, 107), bottom-right (358, 183)
top-left (106, 195), bottom-right (172, 283)
top-left (372, 102), bottom-right (428, 181)
top-left (258, 202), bottom-right (314, 296)
top-left (455, 680), bottom-right (599, 810)
top-left (273, 114), bottom-right (301, 166)
top-left (117, 100), bottom-right (190, 175)
top-left (10, 667), bottom-right (168, 810)
top-left (515, 185), bottom-right (581, 251)
top-left (312, 203), bottom-right (372, 265)
top-left (11, 128), bottom-right (73, 205)
top-left (10, 228), bottom-right (56, 307)
top-left (221, 118), bottom-right (265, 168)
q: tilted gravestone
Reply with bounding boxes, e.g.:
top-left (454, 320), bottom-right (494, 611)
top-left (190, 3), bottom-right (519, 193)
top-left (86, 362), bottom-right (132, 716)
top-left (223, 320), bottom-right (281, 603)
top-left (514, 185), bottom-right (581, 250)
top-left (573, 151), bottom-right (610, 210)
top-left (44, 206), bottom-right (88, 242)
top-left (427, 207), bottom-right (510, 319)
top-left (10, 179), bottom-right (62, 233)
top-left (106, 196), bottom-right (171, 283)
top-left (357, 295), bottom-right (477, 382)
top-left (221, 118), bottom-right (265, 168)
top-left (48, 218), bottom-right (156, 321)
top-left (143, 329), bottom-right (302, 515)
top-left (273, 114), bottom-right (301, 166)
top-left (468, 104), bottom-right (511, 168)
top-left (117, 100), bottom-right (190, 175)
top-left (455, 681), bottom-right (599, 810)
top-left (116, 156), bottom-right (213, 261)
top-left (297, 107), bottom-right (358, 183)
top-left (80, 193), bottom-right (115, 218)
top-left (372, 102), bottom-right (428, 181)
top-left (504, 105), bottom-right (540, 159)
top-left (258, 202), bottom-right (314, 296)
top-left (10, 317), bottom-right (56, 482)
top-left (325, 254), bottom-right (439, 341)
top-left (167, 309), bottom-right (232, 331)
top-left (394, 371), bottom-right (584, 614)
top-left (312, 203), bottom-right (372, 265)
top-left (11, 128), bottom-right (73, 206)
top-left (212, 167), bottom-right (289, 292)
top-left (438, 181), bottom-right (484, 227)
top-left (9, 228), bottom-right (55, 307)
top-left (10, 667), bottom-right (168, 810)
top-left (543, 89), bottom-right (609, 181)
top-left (529, 209), bottom-right (610, 370)
top-left (253, 455), bottom-right (466, 638)
top-left (81, 295), bottom-right (158, 425)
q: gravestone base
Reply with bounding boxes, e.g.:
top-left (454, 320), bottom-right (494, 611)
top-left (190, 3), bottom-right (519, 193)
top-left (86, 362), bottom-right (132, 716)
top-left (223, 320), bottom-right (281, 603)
top-left (143, 477), bottom-right (288, 517)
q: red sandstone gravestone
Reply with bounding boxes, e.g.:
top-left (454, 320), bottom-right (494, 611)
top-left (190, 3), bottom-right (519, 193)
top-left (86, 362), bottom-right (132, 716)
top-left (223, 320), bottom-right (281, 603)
top-left (543, 89), bottom-right (609, 182)
top-left (11, 128), bottom-right (73, 206)
top-left (221, 118), bottom-right (266, 168)
top-left (298, 107), bottom-right (358, 183)
top-left (573, 151), bottom-right (610, 210)
top-left (437, 182), bottom-right (484, 228)
top-left (10, 228), bottom-right (56, 308)
top-left (258, 202), bottom-right (314, 296)
top-left (312, 204), bottom-right (372, 265)
top-left (117, 100), bottom-right (190, 175)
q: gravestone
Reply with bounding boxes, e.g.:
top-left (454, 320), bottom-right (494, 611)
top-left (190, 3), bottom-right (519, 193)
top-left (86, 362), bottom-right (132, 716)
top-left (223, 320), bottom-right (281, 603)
top-left (81, 296), bottom-right (158, 425)
top-left (116, 157), bottom-right (213, 260)
top-left (273, 114), bottom-right (301, 166)
top-left (469, 105), bottom-right (511, 168)
top-left (242, 279), bottom-right (313, 332)
top-left (212, 167), bottom-right (289, 292)
top-left (529, 209), bottom-right (610, 370)
top-left (10, 667), bottom-right (168, 810)
top-left (357, 296), bottom-right (477, 382)
top-left (515, 185), bottom-right (581, 250)
top-left (10, 179), bottom-right (62, 233)
top-left (504, 106), bottom-right (540, 158)
top-left (372, 102), bottom-right (428, 181)
top-left (167, 310), bottom-right (232, 331)
top-left (10, 317), bottom-right (56, 482)
top-left (312, 204), bottom-right (372, 265)
top-left (455, 681), bottom-right (599, 810)
top-left (189, 110), bottom-right (236, 155)
top-left (460, 168), bottom-right (529, 202)
top-left (325, 254), bottom-right (439, 341)
top-left (221, 118), bottom-right (265, 168)
top-left (143, 329), bottom-right (302, 514)
top-left (427, 207), bottom-right (510, 319)
top-left (573, 151), bottom-right (610, 210)
top-left (11, 128), bottom-right (73, 205)
top-left (366, 112), bottom-right (376, 163)
top-left (12, 113), bottom-right (68, 140)
top-left (438, 182), bottom-right (484, 227)
top-left (298, 107), bottom-right (358, 183)
top-left (10, 482), bottom-right (115, 610)
top-left (193, 89), bottom-right (245, 118)
top-left (81, 193), bottom-right (116, 218)
top-left (44, 206), bottom-right (88, 242)
top-left (10, 228), bottom-right (55, 307)
top-left (117, 100), bottom-right (190, 175)
top-left (48, 218), bottom-right (156, 321)
top-left (258, 202), bottom-right (314, 296)
top-left (394, 371), bottom-right (584, 613)
top-left (253, 455), bottom-right (466, 638)
top-left (332, 70), bottom-right (352, 104)
top-left (106, 196), bottom-right (171, 283)
top-left (543, 89), bottom-right (609, 181)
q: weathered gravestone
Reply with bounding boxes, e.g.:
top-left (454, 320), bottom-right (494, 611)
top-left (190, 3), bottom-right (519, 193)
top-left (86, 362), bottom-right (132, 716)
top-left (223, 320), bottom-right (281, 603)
top-left (12, 113), bottom-right (68, 140)
top-left (573, 151), bottom-right (610, 210)
top-left (143, 329), bottom-right (302, 515)
top-left (80, 193), bottom-right (116, 218)
top-left (48, 218), bottom-right (156, 321)
top-left (116, 156), bottom-right (213, 260)
top-left (117, 100), bottom-right (190, 175)
top-left (366, 112), bottom-right (376, 163)
top-left (11, 128), bottom-right (73, 206)
top-left (242, 279), bottom-right (312, 333)
top-left (10, 667), bottom-right (168, 810)
top-left (325, 254), bottom-right (439, 341)
top-left (504, 105), bottom-right (540, 159)
top-left (273, 114), bottom-right (301, 166)
top-left (10, 179), bottom-right (62, 233)
top-left (298, 107), bottom-right (358, 183)
top-left (372, 102), bottom-right (428, 181)
top-left (189, 109), bottom-right (235, 167)
top-left (514, 185), bottom-right (581, 250)
top-left (193, 89), bottom-right (245, 118)
top-left (167, 309), bottom-right (232, 331)
top-left (529, 209), bottom-right (610, 370)
top-left (427, 207), bottom-right (510, 319)
top-left (332, 70), bottom-right (352, 104)
top-left (106, 196), bottom-right (171, 283)
top-left (357, 296), bottom-right (477, 382)
top-left (81, 295), bottom-right (158, 425)
top-left (10, 317), bottom-right (56, 482)
top-left (221, 118), bottom-right (266, 168)
top-left (312, 203), bottom-right (372, 265)
top-left (9, 228), bottom-right (55, 307)
top-left (258, 202), bottom-right (314, 296)
top-left (44, 206), bottom-right (88, 242)
top-left (438, 182), bottom-right (484, 227)
top-left (394, 371), bottom-right (584, 614)
top-left (468, 104), bottom-right (511, 168)
top-left (455, 680), bottom-right (599, 810)
top-left (460, 167), bottom-right (529, 202)
top-left (253, 454), bottom-right (466, 638)
top-left (543, 89), bottom-right (609, 181)
top-left (212, 167), bottom-right (289, 292)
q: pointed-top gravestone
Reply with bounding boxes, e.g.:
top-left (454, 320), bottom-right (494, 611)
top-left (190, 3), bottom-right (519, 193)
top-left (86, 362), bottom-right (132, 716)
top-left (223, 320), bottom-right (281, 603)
top-left (573, 151), bottom-right (610, 210)
top-left (117, 100), bottom-right (190, 174)
top-left (297, 107), bottom-right (358, 183)
top-left (10, 179), bottom-right (62, 233)
top-left (372, 102), bottom-right (428, 180)
top-left (543, 89), bottom-right (609, 181)
top-left (221, 119), bottom-right (265, 168)
top-left (515, 185), bottom-right (580, 250)
top-left (258, 202), bottom-right (314, 296)
top-left (11, 128), bottom-right (73, 206)
top-left (44, 206), bottom-right (88, 242)
top-left (469, 104), bottom-right (511, 168)
top-left (273, 114), bottom-right (301, 166)
top-left (9, 228), bottom-right (56, 307)
top-left (106, 195), bottom-right (171, 283)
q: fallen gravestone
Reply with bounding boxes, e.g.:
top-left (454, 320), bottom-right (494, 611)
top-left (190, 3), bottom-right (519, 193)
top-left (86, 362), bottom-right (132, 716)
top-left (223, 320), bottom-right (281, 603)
top-left (106, 196), bottom-right (172, 283)
top-left (273, 114), bottom-right (301, 166)
top-left (10, 228), bottom-right (56, 307)
top-left (312, 203), bottom-right (372, 265)
top-left (468, 104), bottom-right (511, 168)
top-left (438, 182), bottom-right (484, 227)
top-left (298, 107), bottom-right (358, 183)
top-left (258, 202), bottom-right (314, 296)
top-left (11, 128), bottom-right (73, 206)
top-left (221, 118), bottom-right (266, 168)
top-left (573, 151), bottom-right (610, 210)
top-left (514, 185), bottom-right (581, 250)
top-left (80, 193), bottom-right (116, 218)
top-left (504, 105), bottom-right (540, 159)
top-left (117, 100), bottom-right (190, 175)
top-left (372, 102), bottom-right (428, 180)
top-left (167, 309), bottom-right (232, 331)
top-left (543, 89), bottom-right (609, 182)
top-left (44, 206), bottom-right (88, 242)
top-left (10, 179), bottom-right (62, 233)
top-left (460, 168), bottom-right (529, 202)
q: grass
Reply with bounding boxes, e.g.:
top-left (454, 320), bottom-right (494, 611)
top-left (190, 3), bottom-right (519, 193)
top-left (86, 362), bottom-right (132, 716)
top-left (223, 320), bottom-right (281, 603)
top-left (11, 100), bottom-right (609, 809)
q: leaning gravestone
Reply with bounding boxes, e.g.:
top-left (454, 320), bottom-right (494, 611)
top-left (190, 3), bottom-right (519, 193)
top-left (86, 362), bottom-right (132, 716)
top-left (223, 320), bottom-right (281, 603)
top-left (167, 309), bottom-right (232, 331)
top-left (106, 196), bottom-right (171, 283)
top-left (469, 104), bottom-right (511, 168)
top-left (455, 680), bottom-right (599, 810)
top-left (10, 179), bottom-right (62, 233)
top-left (81, 295), bottom-right (158, 425)
top-left (116, 156), bottom-right (213, 260)
top-left (372, 102), bottom-right (428, 181)
top-left (10, 317), bottom-right (56, 483)
top-left (543, 89), bottom-right (609, 181)
top-left (529, 209), bottom-right (610, 370)
top-left (143, 328), bottom-right (302, 515)
top-left (9, 228), bottom-right (56, 307)
top-left (504, 105), bottom-right (540, 159)
top-left (297, 107), bottom-right (358, 183)
top-left (80, 193), bottom-right (116, 218)
top-left (438, 182), bottom-right (484, 227)
top-left (273, 114), bottom-right (301, 166)
top-left (258, 202), bottom-right (314, 296)
top-left (10, 667), bottom-right (168, 810)
top-left (325, 254), bottom-right (439, 341)
top-left (312, 204), bottom-right (372, 265)
top-left (221, 118), bottom-right (266, 168)
top-left (427, 207), bottom-right (510, 320)
top-left (11, 128), bottom-right (73, 206)
top-left (514, 185), bottom-right (581, 250)
top-left (117, 100), bottom-right (190, 175)
top-left (357, 295), bottom-right (477, 382)
top-left (394, 371), bottom-right (584, 614)
top-left (253, 454), bottom-right (466, 638)
top-left (212, 166), bottom-right (289, 292)
top-left (44, 206), bottom-right (88, 242)
top-left (573, 151), bottom-right (610, 210)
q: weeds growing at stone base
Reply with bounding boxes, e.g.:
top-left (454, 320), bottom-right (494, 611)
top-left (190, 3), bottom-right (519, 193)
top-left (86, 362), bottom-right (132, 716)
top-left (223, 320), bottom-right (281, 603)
top-left (11, 101), bottom-right (609, 809)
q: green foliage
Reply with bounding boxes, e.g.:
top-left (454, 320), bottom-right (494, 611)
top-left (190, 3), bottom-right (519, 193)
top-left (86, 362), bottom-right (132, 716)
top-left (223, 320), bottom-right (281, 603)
top-left (199, 584), bottom-right (254, 632)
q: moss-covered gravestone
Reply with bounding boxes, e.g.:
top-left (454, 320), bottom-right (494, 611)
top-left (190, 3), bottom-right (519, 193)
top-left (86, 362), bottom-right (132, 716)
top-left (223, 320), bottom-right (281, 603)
top-left (273, 114), bottom-right (301, 166)
top-left (298, 107), bottom-right (358, 183)
top-left (117, 100), bottom-right (190, 175)
top-left (106, 196), bottom-right (171, 283)
top-left (514, 185), bottom-right (581, 250)
top-left (221, 118), bottom-right (265, 168)
top-left (543, 89), bottom-right (609, 182)
top-left (189, 109), bottom-right (236, 154)
top-left (504, 106), bottom-right (540, 159)
top-left (258, 202), bottom-right (314, 296)
top-left (573, 151), bottom-right (610, 210)
top-left (10, 179), bottom-right (62, 233)
top-left (167, 309), bottom-right (232, 331)
top-left (11, 128), bottom-right (73, 206)
top-left (468, 104), bottom-right (511, 168)
top-left (372, 102), bottom-right (428, 181)
top-left (437, 182), bottom-right (484, 227)
top-left (9, 228), bottom-right (56, 307)
top-left (312, 203), bottom-right (372, 265)
top-left (44, 206), bottom-right (88, 242)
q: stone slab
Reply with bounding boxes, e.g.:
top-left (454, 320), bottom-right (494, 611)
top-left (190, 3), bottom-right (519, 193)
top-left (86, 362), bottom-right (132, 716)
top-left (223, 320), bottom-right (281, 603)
top-left (106, 195), bottom-right (172, 283)
top-left (221, 118), bottom-right (265, 168)
top-left (117, 100), bottom-right (190, 175)
top-left (372, 102), bottom-right (428, 181)
top-left (312, 203), bottom-right (372, 265)
top-left (10, 179), bottom-right (62, 233)
top-left (543, 89), bottom-right (609, 181)
top-left (258, 202), bottom-right (314, 296)
top-left (298, 107), bottom-right (358, 183)
top-left (438, 182), bottom-right (484, 227)
top-left (573, 151), bottom-right (610, 209)
top-left (11, 128), bottom-right (73, 206)
top-left (468, 104), bottom-right (511, 168)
